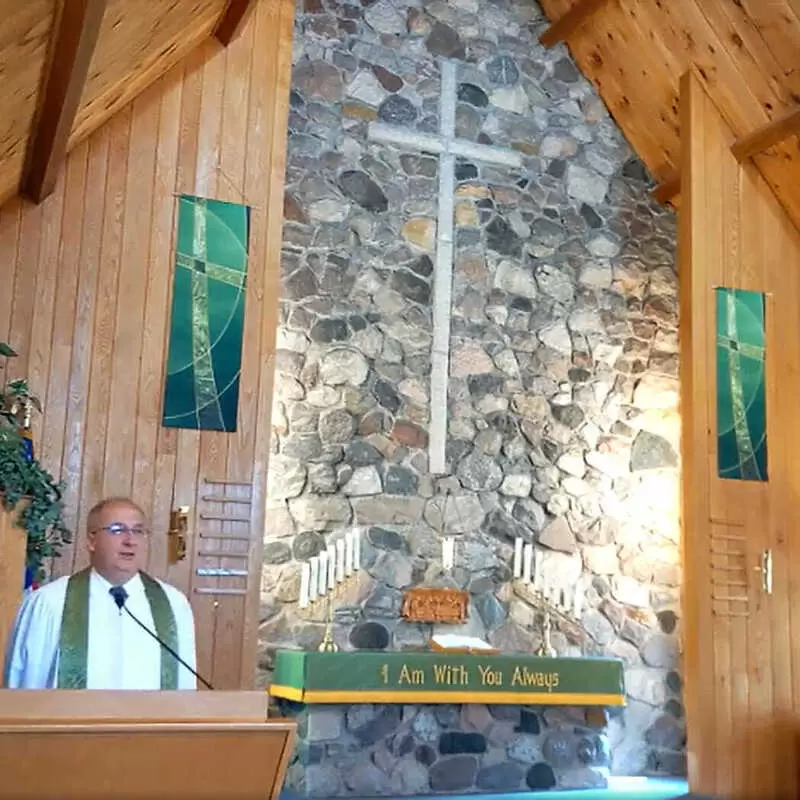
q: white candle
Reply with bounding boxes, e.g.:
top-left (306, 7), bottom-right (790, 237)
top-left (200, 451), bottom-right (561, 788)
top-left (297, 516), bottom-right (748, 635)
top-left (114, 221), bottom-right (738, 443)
top-left (327, 547), bottom-right (337, 589)
top-left (513, 538), bottom-right (523, 578)
top-left (335, 538), bottom-right (346, 582)
top-left (345, 533), bottom-right (354, 576)
top-left (549, 583), bottom-right (560, 605)
top-left (541, 568), bottom-right (551, 598)
top-left (449, 537), bottom-right (456, 570)
top-left (522, 543), bottom-right (533, 583)
top-left (299, 562), bottom-right (311, 608)
top-left (309, 557), bottom-right (319, 601)
top-left (353, 530), bottom-right (361, 571)
top-left (318, 550), bottom-right (329, 596)
top-left (533, 549), bottom-right (543, 589)
top-left (573, 579), bottom-right (585, 618)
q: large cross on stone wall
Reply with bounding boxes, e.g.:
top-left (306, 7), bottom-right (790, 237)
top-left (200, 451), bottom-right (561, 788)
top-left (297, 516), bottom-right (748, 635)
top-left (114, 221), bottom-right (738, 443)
top-left (367, 59), bottom-right (523, 475)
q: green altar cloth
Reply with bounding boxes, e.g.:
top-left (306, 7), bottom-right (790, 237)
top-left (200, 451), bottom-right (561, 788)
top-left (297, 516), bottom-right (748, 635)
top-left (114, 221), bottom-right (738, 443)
top-left (269, 650), bottom-right (625, 706)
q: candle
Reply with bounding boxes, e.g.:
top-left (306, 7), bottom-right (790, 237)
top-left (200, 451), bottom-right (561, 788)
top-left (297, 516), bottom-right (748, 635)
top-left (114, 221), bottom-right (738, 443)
top-left (318, 550), bottom-right (329, 597)
top-left (541, 568), bottom-right (551, 598)
top-left (442, 537), bottom-right (455, 570)
top-left (522, 543), bottom-right (533, 583)
top-left (326, 547), bottom-right (336, 589)
top-left (335, 539), bottom-right (346, 582)
top-left (533, 549), bottom-right (543, 589)
top-left (309, 557), bottom-right (319, 601)
top-left (353, 530), bottom-right (361, 571)
top-left (345, 533), bottom-right (354, 576)
top-left (549, 583), bottom-right (560, 605)
top-left (299, 562), bottom-right (311, 608)
top-left (573, 579), bottom-right (585, 618)
top-left (513, 537), bottom-right (523, 578)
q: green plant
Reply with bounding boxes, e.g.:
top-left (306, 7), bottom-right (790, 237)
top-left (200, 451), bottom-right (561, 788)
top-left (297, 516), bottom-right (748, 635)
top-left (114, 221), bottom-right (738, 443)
top-left (0, 342), bottom-right (71, 582)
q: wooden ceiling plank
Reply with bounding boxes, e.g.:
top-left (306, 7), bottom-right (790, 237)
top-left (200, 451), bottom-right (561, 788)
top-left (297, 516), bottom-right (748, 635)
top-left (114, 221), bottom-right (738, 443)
top-left (732, 108), bottom-right (800, 162)
top-left (690, 0), bottom-right (796, 107)
top-left (539, 0), bottom-right (611, 49)
top-left (214, 0), bottom-right (257, 46)
top-left (558, 9), bottom-right (676, 179)
top-left (21, 0), bottom-right (108, 204)
top-left (736, 0), bottom-right (800, 83)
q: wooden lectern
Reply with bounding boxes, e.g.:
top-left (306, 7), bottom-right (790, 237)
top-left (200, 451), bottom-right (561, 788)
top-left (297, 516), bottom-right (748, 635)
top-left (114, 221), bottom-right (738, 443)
top-left (0, 690), bottom-right (296, 799)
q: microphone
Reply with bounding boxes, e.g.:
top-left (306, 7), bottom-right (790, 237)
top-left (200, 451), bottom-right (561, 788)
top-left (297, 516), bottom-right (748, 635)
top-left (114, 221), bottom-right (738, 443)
top-left (109, 585), bottom-right (214, 690)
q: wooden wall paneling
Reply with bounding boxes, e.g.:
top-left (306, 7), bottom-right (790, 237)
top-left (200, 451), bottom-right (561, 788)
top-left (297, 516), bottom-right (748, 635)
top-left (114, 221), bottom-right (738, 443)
top-left (678, 68), bottom-right (717, 793)
top-left (25, 177), bottom-right (65, 451)
top-left (166, 46), bottom-right (204, 597)
top-left (39, 147), bottom-right (86, 495)
top-left (190, 36), bottom-right (228, 689)
top-left (213, 13), bottom-right (255, 691)
top-left (0, 201), bottom-right (22, 343)
top-left (0, 0), bottom-right (294, 688)
top-left (241, 0), bottom-right (295, 688)
top-left (143, 72), bottom-right (183, 576)
top-left (103, 89), bottom-right (159, 502)
top-left (71, 108), bottom-right (131, 574)
top-left (58, 128), bottom-right (109, 571)
top-left (681, 68), bottom-right (800, 798)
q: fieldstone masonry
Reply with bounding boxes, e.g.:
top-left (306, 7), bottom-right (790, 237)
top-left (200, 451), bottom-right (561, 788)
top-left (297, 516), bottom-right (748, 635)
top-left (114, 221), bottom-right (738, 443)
top-left (262, 0), bottom-right (685, 782)
top-left (279, 701), bottom-right (614, 797)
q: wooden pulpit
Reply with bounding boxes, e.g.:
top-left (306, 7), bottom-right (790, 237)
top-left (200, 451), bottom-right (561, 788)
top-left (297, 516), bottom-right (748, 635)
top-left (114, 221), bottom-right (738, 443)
top-left (0, 690), bottom-right (297, 799)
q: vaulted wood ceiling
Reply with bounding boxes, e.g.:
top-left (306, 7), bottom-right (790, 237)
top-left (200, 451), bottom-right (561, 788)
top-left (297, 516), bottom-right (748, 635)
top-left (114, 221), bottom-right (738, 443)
top-left (0, 0), bottom-right (255, 207)
top-left (2, 0), bottom-right (799, 227)
top-left (538, 0), bottom-right (800, 231)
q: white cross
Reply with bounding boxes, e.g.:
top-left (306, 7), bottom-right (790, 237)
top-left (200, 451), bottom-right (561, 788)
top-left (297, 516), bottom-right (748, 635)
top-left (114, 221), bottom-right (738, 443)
top-left (367, 60), bottom-right (523, 475)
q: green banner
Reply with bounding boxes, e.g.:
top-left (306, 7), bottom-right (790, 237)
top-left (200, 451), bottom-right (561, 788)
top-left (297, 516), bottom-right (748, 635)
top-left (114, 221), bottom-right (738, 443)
top-left (715, 287), bottom-right (767, 481)
top-left (270, 650), bottom-right (625, 706)
top-left (162, 195), bottom-right (251, 432)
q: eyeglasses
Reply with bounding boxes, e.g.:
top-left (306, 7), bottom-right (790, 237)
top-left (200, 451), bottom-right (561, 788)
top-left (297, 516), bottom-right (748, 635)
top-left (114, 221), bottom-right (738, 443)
top-left (94, 523), bottom-right (150, 537)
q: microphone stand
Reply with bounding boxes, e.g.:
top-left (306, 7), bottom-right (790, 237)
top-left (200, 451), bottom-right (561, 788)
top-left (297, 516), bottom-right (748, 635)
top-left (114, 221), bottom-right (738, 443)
top-left (113, 594), bottom-right (214, 690)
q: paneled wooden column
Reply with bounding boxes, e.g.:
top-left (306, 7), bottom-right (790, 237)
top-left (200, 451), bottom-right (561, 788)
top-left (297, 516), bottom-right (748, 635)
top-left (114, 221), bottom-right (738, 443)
top-left (679, 69), bottom-right (800, 799)
top-left (0, 502), bottom-right (27, 678)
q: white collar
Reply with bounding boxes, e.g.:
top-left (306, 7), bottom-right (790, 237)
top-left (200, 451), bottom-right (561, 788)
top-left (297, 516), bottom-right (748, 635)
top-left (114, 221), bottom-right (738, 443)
top-left (90, 568), bottom-right (144, 596)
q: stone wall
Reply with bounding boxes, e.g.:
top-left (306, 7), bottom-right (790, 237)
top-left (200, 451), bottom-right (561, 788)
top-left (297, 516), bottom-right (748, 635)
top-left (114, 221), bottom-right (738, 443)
top-left (261, 0), bottom-right (684, 777)
top-left (280, 702), bottom-right (612, 796)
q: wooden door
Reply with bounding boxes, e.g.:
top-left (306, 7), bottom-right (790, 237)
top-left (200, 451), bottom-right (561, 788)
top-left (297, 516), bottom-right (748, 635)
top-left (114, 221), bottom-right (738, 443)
top-left (680, 69), bottom-right (800, 799)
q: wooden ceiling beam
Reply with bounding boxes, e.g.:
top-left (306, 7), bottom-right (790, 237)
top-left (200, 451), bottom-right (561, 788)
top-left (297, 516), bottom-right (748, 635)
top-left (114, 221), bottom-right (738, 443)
top-left (539, 0), bottom-right (611, 49)
top-left (731, 107), bottom-right (800, 163)
top-left (652, 175), bottom-right (681, 205)
top-left (20, 0), bottom-right (108, 204)
top-left (214, 0), bottom-right (257, 46)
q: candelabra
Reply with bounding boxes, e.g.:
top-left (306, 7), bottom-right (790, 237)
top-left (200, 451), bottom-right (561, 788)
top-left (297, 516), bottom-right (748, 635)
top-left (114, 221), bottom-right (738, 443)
top-left (298, 530), bottom-right (362, 652)
top-left (511, 537), bottom-right (587, 657)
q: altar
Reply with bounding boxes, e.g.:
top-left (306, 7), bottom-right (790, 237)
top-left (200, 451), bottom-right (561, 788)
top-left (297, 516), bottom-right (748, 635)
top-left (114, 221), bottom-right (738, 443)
top-left (269, 649), bottom-right (625, 797)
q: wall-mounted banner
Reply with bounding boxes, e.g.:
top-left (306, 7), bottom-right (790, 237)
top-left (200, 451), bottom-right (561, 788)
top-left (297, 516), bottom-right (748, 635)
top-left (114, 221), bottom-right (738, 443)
top-left (162, 195), bottom-right (251, 432)
top-left (715, 287), bottom-right (767, 482)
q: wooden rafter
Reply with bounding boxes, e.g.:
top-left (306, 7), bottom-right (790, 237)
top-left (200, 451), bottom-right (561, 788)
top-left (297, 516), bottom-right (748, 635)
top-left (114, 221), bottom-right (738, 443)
top-left (21, 0), bottom-right (108, 204)
top-left (540, 0), bottom-right (611, 49)
top-left (652, 175), bottom-right (681, 205)
top-left (731, 107), bottom-right (800, 163)
top-left (214, 0), bottom-right (257, 46)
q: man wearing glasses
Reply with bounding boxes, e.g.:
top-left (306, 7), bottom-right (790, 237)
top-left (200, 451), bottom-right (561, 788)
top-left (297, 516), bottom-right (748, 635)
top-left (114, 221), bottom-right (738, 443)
top-left (3, 497), bottom-right (197, 690)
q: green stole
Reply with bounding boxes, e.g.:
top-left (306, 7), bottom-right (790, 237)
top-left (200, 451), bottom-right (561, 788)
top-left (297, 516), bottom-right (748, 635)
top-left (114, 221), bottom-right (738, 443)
top-left (57, 568), bottom-right (179, 689)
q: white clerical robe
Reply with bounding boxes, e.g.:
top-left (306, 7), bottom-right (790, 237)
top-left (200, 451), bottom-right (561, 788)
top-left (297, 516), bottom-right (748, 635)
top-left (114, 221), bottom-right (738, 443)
top-left (3, 569), bottom-right (197, 690)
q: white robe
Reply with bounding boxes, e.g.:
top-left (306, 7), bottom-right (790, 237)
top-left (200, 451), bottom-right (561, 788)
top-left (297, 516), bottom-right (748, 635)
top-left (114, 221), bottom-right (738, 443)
top-left (3, 569), bottom-right (197, 690)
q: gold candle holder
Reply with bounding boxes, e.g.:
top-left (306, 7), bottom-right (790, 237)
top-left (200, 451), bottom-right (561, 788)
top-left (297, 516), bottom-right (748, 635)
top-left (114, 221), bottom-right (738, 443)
top-left (513, 580), bottom-right (585, 658)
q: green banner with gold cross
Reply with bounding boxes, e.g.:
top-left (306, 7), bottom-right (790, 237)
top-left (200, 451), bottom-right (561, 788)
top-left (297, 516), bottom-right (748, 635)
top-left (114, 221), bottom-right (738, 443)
top-left (162, 195), bottom-right (250, 432)
top-left (715, 287), bottom-right (768, 481)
